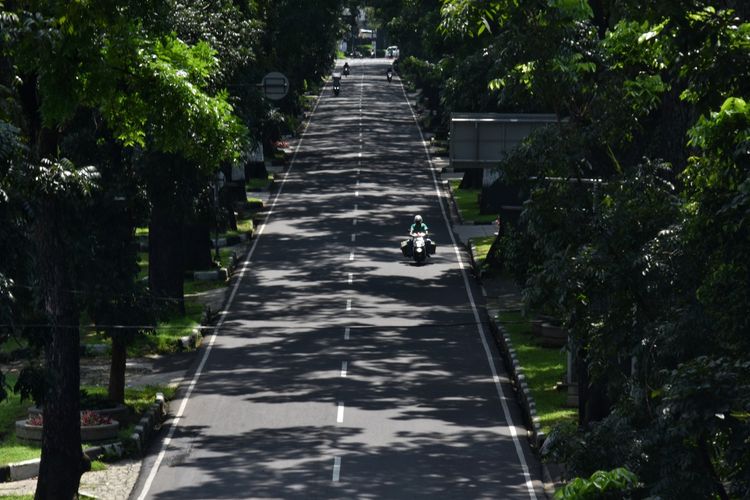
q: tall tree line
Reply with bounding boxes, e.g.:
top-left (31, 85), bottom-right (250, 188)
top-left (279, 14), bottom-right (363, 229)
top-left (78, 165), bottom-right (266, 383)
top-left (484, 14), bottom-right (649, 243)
top-left (374, 0), bottom-right (750, 496)
top-left (0, 1), bottom-right (346, 497)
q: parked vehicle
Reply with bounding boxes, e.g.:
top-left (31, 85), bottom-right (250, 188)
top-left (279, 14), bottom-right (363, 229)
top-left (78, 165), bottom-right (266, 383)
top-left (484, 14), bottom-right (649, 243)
top-left (386, 46), bottom-right (400, 58)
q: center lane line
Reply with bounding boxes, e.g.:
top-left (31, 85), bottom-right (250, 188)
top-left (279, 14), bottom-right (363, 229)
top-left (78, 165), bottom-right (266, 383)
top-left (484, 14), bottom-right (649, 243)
top-left (348, 273), bottom-right (353, 285)
top-left (337, 402), bottom-right (345, 423)
top-left (340, 361), bottom-right (348, 377)
top-left (344, 327), bottom-right (350, 340)
top-left (332, 457), bottom-right (342, 482)
top-left (346, 299), bottom-right (352, 311)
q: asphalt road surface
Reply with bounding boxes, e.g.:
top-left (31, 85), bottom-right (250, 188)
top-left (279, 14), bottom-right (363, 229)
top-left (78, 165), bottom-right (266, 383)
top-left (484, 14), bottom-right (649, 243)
top-left (133, 59), bottom-right (544, 500)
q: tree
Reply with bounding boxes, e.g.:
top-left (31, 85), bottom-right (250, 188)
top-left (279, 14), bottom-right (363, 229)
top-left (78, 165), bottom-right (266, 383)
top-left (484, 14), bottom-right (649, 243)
top-left (380, 0), bottom-right (750, 494)
top-left (2, 2), bottom-right (245, 496)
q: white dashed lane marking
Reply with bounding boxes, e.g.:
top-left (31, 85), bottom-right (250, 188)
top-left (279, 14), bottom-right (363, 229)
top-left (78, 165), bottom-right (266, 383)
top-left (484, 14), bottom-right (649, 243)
top-left (332, 457), bottom-right (341, 482)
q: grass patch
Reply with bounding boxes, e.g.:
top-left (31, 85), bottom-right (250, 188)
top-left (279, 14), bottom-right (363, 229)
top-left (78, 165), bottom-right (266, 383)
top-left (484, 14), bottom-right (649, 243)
top-left (129, 300), bottom-right (203, 356)
top-left (90, 459), bottom-right (107, 471)
top-left (223, 218), bottom-right (254, 240)
top-left (184, 278), bottom-right (226, 295)
top-left (0, 335), bottom-right (27, 354)
top-left (470, 235), bottom-right (495, 266)
top-left (137, 252), bottom-right (148, 281)
top-left (81, 385), bottom-right (177, 417)
top-left (211, 247), bottom-right (234, 269)
top-left (246, 175), bottom-right (272, 191)
top-left (450, 180), bottom-right (498, 224)
top-left (135, 227), bottom-right (149, 237)
top-left (0, 374), bottom-right (41, 465)
top-left (497, 311), bottom-right (577, 434)
top-left (0, 495), bottom-right (33, 500)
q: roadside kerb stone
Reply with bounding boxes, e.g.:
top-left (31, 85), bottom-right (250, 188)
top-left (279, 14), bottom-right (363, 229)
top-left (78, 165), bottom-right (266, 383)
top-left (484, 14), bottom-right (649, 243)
top-left (444, 179), bottom-right (465, 225)
top-left (177, 328), bottom-right (203, 351)
top-left (193, 268), bottom-right (228, 281)
top-left (461, 232), bottom-right (561, 495)
top-left (0, 393), bottom-right (168, 483)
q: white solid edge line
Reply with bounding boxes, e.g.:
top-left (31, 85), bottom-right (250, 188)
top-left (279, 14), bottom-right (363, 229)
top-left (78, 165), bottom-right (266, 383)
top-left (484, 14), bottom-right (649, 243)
top-left (337, 402), bottom-right (345, 423)
top-left (332, 456), bottom-right (342, 482)
top-left (135, 74), bottom-right (329, 500)
top-left (398, 79), bottom-right (539, 500)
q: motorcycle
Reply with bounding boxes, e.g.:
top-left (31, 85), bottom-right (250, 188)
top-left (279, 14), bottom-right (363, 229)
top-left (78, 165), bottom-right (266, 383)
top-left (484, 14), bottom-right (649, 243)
top-left (412, 232), bottom-right (427, 264)
top-left (332, 73), bottom-right (341, 96)
top-left (343, 64), bottom-right (350, 76)
top-left (400, 232), bottom-right (436, 265)
top-left (386, 69), bottom-right (393, 83)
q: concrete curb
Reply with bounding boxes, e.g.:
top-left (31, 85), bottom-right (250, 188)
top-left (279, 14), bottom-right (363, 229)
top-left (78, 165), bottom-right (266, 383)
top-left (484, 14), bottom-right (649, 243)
top-left (443, 179), bottom-right (465, 225)
top-left (487, 317), bottom-right (545, 447)
top-left (0, 393), bottom-right (168, 483)
top-left (464, 243), bottom-right (560, 498)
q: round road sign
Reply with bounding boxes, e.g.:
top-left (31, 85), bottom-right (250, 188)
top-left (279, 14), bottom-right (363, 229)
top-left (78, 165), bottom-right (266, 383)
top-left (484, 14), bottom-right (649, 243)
top-left (261, 72), bottom-right (289, 101)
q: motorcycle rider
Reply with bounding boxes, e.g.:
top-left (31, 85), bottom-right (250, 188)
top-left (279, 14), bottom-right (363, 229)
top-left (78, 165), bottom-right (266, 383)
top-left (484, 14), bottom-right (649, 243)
top-left (386, 66), bottom-right (393, 82)
top-left (410, 214), bottom-right (428, 236)
top-left (343, 62), bottom-right (350, 76)
top-left (408, 215), bottom-right (433, 261)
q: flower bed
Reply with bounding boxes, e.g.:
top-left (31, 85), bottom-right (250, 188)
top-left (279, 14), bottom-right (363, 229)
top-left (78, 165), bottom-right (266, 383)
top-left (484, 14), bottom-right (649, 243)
top-left (16, 411), bottom-right (119, 443)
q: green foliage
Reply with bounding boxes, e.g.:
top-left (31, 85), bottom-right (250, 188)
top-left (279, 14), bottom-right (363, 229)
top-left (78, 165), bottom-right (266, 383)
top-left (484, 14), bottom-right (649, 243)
top-left (498, 311), bottom-right (575, 433)
top-left (408, 1), bottom-right (750, 496)
top-left (555, 467), bottom-right (639, 499)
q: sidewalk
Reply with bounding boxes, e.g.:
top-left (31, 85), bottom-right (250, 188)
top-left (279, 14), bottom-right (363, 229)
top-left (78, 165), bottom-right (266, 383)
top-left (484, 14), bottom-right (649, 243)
top-left (452, 224), bottom-right (497, 245)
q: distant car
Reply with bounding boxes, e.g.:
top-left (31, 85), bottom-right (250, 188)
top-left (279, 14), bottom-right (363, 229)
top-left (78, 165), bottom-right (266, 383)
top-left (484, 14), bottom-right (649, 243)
top-left (386, 46), bottom-right (400, 58)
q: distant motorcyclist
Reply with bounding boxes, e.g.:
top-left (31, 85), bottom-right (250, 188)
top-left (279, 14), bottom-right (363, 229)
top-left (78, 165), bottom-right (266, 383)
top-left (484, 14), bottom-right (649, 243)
top-left (343, 62), bottom-right (350, 76)
top-left (386, 66), bottom-right (393, 83)
top-left (410, 215), bottom-right (428, 236)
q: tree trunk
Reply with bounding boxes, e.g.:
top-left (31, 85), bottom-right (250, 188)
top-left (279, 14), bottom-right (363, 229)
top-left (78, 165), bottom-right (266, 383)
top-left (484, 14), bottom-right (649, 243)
top-left (459, 169), bottom-right (482, 189)
top-left (108, 333), bottom-right (127, 404)
top-left (183, 222), bottom-right (212, 271)
top-left (246, 162), bottom-right (267, 179)
top-left (149, 197), bottom-right (185, 315)
top-left (33, 199), bottom-right (89, 499)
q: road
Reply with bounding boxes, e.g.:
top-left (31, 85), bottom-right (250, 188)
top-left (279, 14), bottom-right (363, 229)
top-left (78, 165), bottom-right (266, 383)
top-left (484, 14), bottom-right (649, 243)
top-left (132, 59), bottom-right (544, 499)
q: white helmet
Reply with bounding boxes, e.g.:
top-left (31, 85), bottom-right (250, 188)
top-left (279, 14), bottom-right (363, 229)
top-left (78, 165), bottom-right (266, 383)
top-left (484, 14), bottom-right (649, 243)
top-left (414, 215), bottom-right (423, 223)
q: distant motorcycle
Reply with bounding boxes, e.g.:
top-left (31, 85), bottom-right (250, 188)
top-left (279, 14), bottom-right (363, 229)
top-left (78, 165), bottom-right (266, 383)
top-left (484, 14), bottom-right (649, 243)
top-left (386, 68), bottom-right (393, 83)
top-left (343, 63), bottom-right (350, 76)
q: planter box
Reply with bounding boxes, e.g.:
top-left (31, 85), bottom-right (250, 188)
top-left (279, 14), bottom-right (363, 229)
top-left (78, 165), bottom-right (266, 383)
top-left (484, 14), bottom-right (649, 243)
top-left (16, 419), bottom-right (120, 443)
top-left (539, 322), bottom-right (567, 348)
top-left (29, 404), bottom-right (129, 427)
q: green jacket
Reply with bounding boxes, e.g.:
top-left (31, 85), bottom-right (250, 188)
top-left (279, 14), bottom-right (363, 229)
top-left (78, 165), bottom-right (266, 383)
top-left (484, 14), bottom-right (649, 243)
top-left (410, 222), bottom-right (428, 234)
